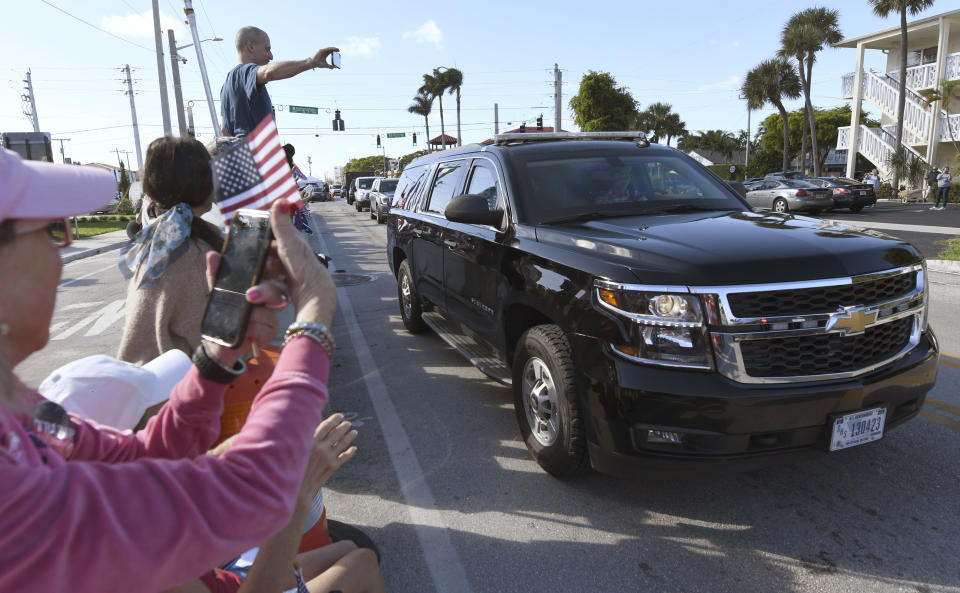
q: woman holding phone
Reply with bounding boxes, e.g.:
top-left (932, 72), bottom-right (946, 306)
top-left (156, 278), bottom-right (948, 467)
top-left (0, 147), bottom-right (345, 592)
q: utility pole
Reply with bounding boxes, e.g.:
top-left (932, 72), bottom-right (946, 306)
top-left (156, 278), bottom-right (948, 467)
top-left (554, 64), bottom-right (562, 132)
top-left (167, 29), bottom-right (187, 136)
top-left (53, 138), bottom-right (70, 163)
top-left (123, 64), bottom-right (144, 170)
top-left (115, 148), bottom-right (133, 171)
top-left (494, 103), bottom-right (499, 135)
top-left (152, 0), bottom-right (172, 136)
top-left (745, 106), bottom-right (751, 168)
top-left (184, 0), bottom-right (221, 136)
top-left (186, 104), bottom-right (196, 137)
top-left (307, 156), bottom-right (312, 176)
top-left (23, 70), bottom-right (40, 132)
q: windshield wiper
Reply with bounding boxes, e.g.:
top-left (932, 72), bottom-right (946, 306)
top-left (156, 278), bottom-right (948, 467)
top-left (646, 205), bottom-right (738, 215)
top-left (539, 211), bottom-right (634, 226)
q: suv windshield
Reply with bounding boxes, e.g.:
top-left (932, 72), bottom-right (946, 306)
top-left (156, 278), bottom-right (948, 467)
top-left (378, 179), bottom-right (399, 192)
top-left (513, 153), bottom-right (745, 224)
top-left (358, 178), bottom-right (374, 189)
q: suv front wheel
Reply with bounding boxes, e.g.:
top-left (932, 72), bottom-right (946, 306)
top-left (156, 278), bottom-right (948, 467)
top-left (513, 325), bottom-right (586, 477)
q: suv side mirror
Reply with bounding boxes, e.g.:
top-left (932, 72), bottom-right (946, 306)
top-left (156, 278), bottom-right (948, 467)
top-left (726, 181), bottom-right (747, 198)
top-left (445, 194), bottom-right (504, 227)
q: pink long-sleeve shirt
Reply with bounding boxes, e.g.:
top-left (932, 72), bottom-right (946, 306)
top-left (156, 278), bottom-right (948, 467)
top-left (0, 337), bottom-right (329, 593)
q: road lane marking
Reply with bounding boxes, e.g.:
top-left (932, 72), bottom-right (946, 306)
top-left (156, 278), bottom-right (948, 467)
top-left (313, 224), bottom-right (472, 593)
top-left (919, 409), bottom-right (960, 433)
top-left (59, 261), bottom-right (118, 288)
top-left (925, 398), bottom-right (960, 418)
top-left (51, 299), bottom-right (125, 340)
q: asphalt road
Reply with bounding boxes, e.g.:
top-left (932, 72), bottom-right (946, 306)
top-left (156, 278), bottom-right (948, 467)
top-left (13, 200), bottom-right (960, 593)
top-left (818, 201), bottom-right (959, 261)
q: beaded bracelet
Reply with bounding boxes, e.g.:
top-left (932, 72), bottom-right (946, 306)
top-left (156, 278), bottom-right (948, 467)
top-left (283, 322), bottom-right (335, 358)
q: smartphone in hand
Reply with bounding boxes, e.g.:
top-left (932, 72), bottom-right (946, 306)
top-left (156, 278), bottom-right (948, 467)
top-left (330, 51), bottom-right (341, 69)
top-left (201, 209), bottom-right (273, 348)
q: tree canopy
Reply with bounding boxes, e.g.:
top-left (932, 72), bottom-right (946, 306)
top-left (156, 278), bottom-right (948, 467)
top-left (345, 155), bottom-right (394, 175)
top-left (569, 71), bottom-right (639, 131)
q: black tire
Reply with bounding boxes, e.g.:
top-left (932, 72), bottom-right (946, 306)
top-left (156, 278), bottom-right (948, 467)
top-left (773, 198), bottom-right (789, 213)
top-left (513, 325), bottom-right (586, 477)
top-left (397, 260), bottom-right (427, 334)
top-left (356, 201), bottom-right (362, 212)
top-left (849, 204), bottom-right (864, 213)
top-left (347, 194), bottom-right (354, 205)
top-left (376, 207), bottom-right (385, 224)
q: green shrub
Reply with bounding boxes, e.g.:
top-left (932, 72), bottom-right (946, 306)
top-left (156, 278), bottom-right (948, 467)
top-left (115, 196), bottom-right (134, 215)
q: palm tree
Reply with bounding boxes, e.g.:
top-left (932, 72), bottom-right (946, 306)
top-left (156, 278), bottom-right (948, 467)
top-left (440, 67), bottom-right (464, 147)
top-left (663, 113), bottom-right (687, 147)
top-left (919, 78), bottom-right (960, 155)
top-left (779, 8), bottom-right (842, 178)
top-left (869, 0), bottom-right (935, 188)
top-left (742, 58), bottom-right (802, 172)
top-left (419, 68), bottom-right (449, 150)
top-left (639, 102), bottom-right (674, 143)
top-left (408, 92), bottom-right (434, 154)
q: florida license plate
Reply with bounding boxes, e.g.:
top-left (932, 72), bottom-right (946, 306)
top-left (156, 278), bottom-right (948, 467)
top-left (829, 408), bottom-right (887, 451)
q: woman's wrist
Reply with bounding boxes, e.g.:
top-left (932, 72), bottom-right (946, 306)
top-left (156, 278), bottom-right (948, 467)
top-left (203, 341), bottom-right (241, 367)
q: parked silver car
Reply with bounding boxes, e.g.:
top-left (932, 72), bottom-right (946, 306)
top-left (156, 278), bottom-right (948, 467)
top-left (369, 177), bottom-right (399, 224)
top-left (744, 178), bottom-right (833, 214)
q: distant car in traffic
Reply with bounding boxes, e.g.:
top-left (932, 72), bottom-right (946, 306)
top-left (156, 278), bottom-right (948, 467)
top-left (369, 177), bottom-right (399, 223)
top-left (806, 177), bottom-right (877, 212)
top-left (353, 176), bottom-right (378, 211)
top-left (765, 170), bottom-right (808, 180)
top-left (330, 184), bottom-right (343, 199)
top-left (301, 182), bottom-right (327, 202)
top-left (745, 178), bottom-right (833, 214)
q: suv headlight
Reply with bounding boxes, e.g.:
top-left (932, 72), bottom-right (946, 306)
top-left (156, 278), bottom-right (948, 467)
top-left (595, 281), bottom-right (713, 370)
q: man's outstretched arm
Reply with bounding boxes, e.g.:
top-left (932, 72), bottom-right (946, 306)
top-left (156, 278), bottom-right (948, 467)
top-left (256, 47), bottom-right (339, 86)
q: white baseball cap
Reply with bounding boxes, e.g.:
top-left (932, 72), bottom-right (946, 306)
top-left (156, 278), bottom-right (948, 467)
top-left (0, 148), bottom-right (115, 223)
top-left (38, 350), bottom-right (193, 430)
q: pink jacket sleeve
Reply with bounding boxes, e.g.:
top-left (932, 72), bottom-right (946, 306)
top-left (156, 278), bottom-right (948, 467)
top-left (0, 337), bottom-right (329, 593)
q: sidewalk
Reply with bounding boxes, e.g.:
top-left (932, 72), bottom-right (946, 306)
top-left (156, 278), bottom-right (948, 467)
top-left (61, 229), bottom-right (129, 264)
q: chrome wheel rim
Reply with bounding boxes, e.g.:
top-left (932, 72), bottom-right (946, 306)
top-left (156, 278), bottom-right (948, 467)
top-left (521, 357), bottom-right (559, 446)
top-left (774, 200), bottom-right (787, 213)
top-left (400, 272), bottom-right (413, 319)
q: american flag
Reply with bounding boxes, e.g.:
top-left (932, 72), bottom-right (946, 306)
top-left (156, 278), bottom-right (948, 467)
top-left (292, 164), bottom-right (308, 182)
top-left (211, 114), bottom-right (302, 222)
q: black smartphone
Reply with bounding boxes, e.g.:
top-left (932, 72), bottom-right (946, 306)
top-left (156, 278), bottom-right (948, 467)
top-left (200, 209), bottom-right (273, 348)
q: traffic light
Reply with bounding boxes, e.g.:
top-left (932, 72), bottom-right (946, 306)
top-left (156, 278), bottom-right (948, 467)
top-left (536, 114), bottom-right (543, 131)
top-left (376, 134), bottom-right (381, 148)
top-left (332, 109), bottom-right (345, 131)
top-left (412, 132), bottom-right (417, 146)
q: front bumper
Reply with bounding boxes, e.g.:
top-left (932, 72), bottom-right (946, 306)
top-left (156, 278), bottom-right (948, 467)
top-left (568, 329), bottom-right (939, 477)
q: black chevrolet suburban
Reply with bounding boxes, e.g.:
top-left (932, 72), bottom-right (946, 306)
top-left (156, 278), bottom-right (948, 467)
top-left (385, 132), bottom-right (939, 477)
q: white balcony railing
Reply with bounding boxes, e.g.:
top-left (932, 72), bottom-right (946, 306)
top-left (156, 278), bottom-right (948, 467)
top-left (862, 70), bottom-right (930, 142)
top-left (841, 73), bottom-right (854, 99)
top-left (940, 112), bottom-right (960, 143)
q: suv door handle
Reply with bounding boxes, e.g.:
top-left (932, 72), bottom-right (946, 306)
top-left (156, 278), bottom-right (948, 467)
top-left (411, 228), bottom-right (423, 236)
top-left (443, 239), bottom-right (458, 249)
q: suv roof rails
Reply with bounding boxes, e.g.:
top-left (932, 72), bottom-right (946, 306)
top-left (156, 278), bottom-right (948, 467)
top-left (493, 131), bottom-right (650, 146)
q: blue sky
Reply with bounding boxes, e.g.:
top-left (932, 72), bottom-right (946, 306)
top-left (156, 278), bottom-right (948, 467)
top-left (0, 0), bottom-right (925, 179)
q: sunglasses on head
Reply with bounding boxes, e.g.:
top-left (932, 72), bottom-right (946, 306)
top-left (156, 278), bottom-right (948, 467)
top-left (14, 218), bottom-right (72, 249)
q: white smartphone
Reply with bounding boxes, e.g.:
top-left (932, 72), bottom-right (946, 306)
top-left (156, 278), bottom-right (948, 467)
top-left (330, 51), bottom-right (341, 69)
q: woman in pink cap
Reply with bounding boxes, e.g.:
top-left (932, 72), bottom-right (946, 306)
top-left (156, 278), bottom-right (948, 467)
top-left (0, 148), bottom-right (364, 592)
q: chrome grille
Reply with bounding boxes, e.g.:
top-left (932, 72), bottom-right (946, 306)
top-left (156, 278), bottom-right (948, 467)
top-left (727, 271), bottom-right (916, 317)
top-left (739, 317), bottom-right (913, 378)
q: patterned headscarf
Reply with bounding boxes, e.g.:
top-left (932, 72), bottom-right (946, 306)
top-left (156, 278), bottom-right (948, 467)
top-left (119, 203), bottom-right (194, 286)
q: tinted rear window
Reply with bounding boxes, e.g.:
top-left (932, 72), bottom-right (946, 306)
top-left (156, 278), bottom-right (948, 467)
top-left (379, 179), bottom-right (399, 192)
top-left (358, 178), bottom-right (375, 189)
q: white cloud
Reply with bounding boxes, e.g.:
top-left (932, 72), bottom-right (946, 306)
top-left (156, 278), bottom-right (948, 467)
top-left (696, 75), bottom-right (741, 93)
top-left (342, 36), bottom-right (381, 58)
top-left (101, 11), bottom-right (180, 39)
top-left (402, 20), bottom-right (443, 49)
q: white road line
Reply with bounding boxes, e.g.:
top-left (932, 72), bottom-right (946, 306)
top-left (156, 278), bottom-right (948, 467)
top-left (313, 221), bottom-right (472, 593)
top-left (59, 261), bottom-right (119, 288)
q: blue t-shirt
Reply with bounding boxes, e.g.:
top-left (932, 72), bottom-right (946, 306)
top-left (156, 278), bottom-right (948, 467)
top-left (220, 63), bottom-right (273, 137)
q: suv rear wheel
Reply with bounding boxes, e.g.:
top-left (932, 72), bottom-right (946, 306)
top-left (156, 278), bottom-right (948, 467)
top-left (513, 325), bottom-right (585, 477)
top-left (397, 260), bottom-right (427, 333)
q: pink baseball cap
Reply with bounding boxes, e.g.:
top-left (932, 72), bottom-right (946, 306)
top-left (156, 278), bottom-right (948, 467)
top-left (0, 148), bottom-right (116, 223)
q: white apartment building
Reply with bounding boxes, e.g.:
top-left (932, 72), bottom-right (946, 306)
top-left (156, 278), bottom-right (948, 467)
top-left (836, 9), bottom-right (960, 181)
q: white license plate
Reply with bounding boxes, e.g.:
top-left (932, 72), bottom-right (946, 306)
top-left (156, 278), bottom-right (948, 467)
top-left (830, 408), bottom-right (887, 451)
top-left (858, 191), bottom-right (867, 196)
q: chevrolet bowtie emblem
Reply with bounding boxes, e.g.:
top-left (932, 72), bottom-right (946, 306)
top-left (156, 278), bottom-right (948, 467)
top-left (826, 306), bottom-right (879, 335)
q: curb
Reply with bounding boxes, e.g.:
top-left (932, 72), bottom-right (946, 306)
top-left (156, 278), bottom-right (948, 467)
top-left (61, 240), bottom-right (129, 264)
top-left (927, 259), bottom-right (960, 275)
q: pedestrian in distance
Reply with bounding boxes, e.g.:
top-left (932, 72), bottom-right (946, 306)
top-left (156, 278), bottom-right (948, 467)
top-left (933, 166), bottom-right (951, 210)
top-left (220, 27), bottom-right (338, 138)
top-left (926, 166), bottom-right (939, 203)
top-left (0, 146), bottom-right (342, 593)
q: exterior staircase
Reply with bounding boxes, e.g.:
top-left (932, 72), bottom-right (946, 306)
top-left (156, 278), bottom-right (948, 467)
top-left (839, 52), bottom-right (960, 180)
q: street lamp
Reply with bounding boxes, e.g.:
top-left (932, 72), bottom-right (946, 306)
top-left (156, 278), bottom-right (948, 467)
top-left (174, 37), bottom-right (223, 63)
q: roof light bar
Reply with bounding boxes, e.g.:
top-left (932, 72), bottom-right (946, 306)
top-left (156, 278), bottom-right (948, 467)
top-left (493, 131), bottom-right (650, 146)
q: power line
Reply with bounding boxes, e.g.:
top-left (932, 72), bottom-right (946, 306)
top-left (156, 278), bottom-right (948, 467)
top-left (39, 0), bottom-right (155, 52)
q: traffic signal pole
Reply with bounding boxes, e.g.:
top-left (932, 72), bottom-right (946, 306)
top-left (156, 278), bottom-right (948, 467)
top-left (183, 0), bottom-right (220, 136)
